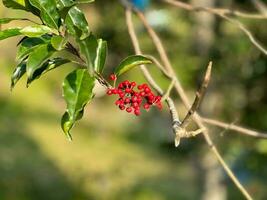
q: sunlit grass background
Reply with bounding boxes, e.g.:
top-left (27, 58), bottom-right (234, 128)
top-left (1, 0), bottom-right (267, 199)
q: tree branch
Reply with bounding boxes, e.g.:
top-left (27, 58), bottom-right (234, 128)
top-left (162, 0), bottom-right (267, 19)
top-left (125, 8), bottom-right (182, 132)
top-left (202, 117), bottom-right (267, 139)
top-left (162, 0), bottom-right (267, 56)
top-left (132, 8), bottom-right (253, 200)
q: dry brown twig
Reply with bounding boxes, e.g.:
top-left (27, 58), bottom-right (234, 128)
top-left (202, 117), bottom-right (267, 139)
top-left (125, 8), bottom-right (182, 135)
top-left (162, 0), bottom-right (267, 19)
top-left (162, 0), bottom-right (267, 56)
top-left (126, 7), bottom-right (214, 147)
top-left (173, 62), bottom-right (212, 147)
top-left (123, 3), bottom-right (258, 200)
top-left (252, 0), bottom-right (267, 16)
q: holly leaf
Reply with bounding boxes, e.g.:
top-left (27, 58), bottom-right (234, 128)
top-left (0, 18), bottom-right (32, 25)
top-left (28, 0), bottom-right (60, 29)
top-left (94, 39), bottom-right (107, 73)
top-left (76, 0), bottom-right (94, 3)
top-left (0, 28), bottom-right (22, 40)
top-left (61, 69), bottom-right (95, 140)
top-left (27, 57), bottom-right (70, 85)
top-left (65, 6), bottom-right (90, 40)
top-left (51, 35), bottom-right (67, 50)
top-left (57, 0), bottom-right (94, 10)
top-left (16, 35), bottom-right (51, 62)
top-left (26, 43), bottom-right (55, 79)
top-left (20, 25), bottom-right (55, 37)
top-left (2, 0), bottom-right (40, 15)
top-left (10, 61), bottom-right (27, 90)
top-left (114, 55), bottom-right (152, 76)
top-left (57, 0), bottom-right (73, 10)
top-left (78, 34), bottom-right (97, 75)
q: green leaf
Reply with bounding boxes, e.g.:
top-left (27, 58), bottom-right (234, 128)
top-left (16, 35), bottom-right (51, 62)
top-left (26, 43), bottom-right (55, 79)
top-left (51, 35), bottom-right (67, 50)
top-left (61, 69), bottom-right (95, 140)
top-left (29, 0), bottom-right (60, 29)
top-left (78, 34), bottom-right (97, 75)
top-left (65, 6), bottom-right (90, 40)
top-left (3, 0), bottom-right (28, 10)
top-left (77, 0), bottom-right (94, 2)
top-left (114, 55), bottom-right (152, 76)
top-left (27, 57), bottom-right (70, 85)
top-left (0, 18), bottom-right (31, 25)
top-left (2, 0), bottom-right (40, 15)
top-left (57, 0), bottom-right (94, 10)
top-left (0, 28), bottom-right (22, 40)
top-left (57, 0), bottom-right (73, 10)
top-left (77, 35), bottom-right (107, 75)
top-left (10, 61), bottom-right (27, 90)
top-left (20, 25), bottom-right (54, 37)
top-left (94, 39), bottom-right (107, 73)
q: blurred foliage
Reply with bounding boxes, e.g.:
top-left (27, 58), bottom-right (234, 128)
top-left (1, 0), bottom-right (267, 199)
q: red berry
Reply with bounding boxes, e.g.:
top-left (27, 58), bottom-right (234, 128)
top-left (126, 107), bottom-right (133, 113)
top-left (140, 91), bottom-right (146, 96)
top-left (148, 94), bottom-right (154, 100)
top-left (131, 82), bottom-right (136, 88)
top-left (142, 84), bottom-right (148, 88)
top-left (154, 96), bottom-right (161, 103)
top-left (115, 100), bottom-right (122, 106)
top-left (137, 85), bottom-right (143, 90)
top-left (106, 89), bottom-right (113, 95)
top-left (132, 102), bottom-right (139, 108)
top-left (137, 97), bottom-right (142, 104)
top-left (143, 104), bottom-right (150, 110)
top-left (124, 98), bottom-right (131, 104)
top-left (147, 99), bottom-right (153, 105)
top-left (109, 74), bottom-right (117, 81)
top-left (119, 105), bottom-right (125, 110)
top-left (112, 89), bottom-right (118, 94)
top-left (131, 96), bottom-right (138, 102)
top-left (119, 93), bottom-right (125, 98)
top-left (125, 88), bottom-right (131, 93)
top-left (134, 109), bottom-right (141, 116)
top-left (118, 83), bottom-right (124, 89)
top-left (156, 102), bottom-right (163, 110)
top-left (123, 80), bottom-right (130, 86)
top-left (144, 87), bottom-right (151, 93)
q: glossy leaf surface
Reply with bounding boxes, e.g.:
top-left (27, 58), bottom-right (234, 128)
top-left (26, 43), bottom-right (55, 79)
top-left (0, 28), bottom-right (22, 40)
top-left (114, 55), bottom-right (152, 76)
top-left (65, 6), bottom-right (90, 40)
top-left (29, 0), bottom-right (60, 29)
top-left (61, 69), bottom-right (95, 140)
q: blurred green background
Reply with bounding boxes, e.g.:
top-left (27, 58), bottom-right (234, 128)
top-left (1, 0), bottom-right (267, 199)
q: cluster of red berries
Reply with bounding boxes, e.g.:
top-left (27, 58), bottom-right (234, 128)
top-left (106, 75), bottom-right (162, 116)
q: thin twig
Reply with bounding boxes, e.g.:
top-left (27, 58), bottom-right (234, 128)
top-left (161, 78), bottom-right (176, 102)
top-left (144, 55), bottom-right (173, 79)
top-left (162, 0), bottom-right (267, 19)
top-left (162, 0), bottom-right (267, 56)
top-left (202, 117), bottom-right (267, 139)
top-left (125, 8), bottom-right (181, 128)
top-left (181, 62), bottom-right (212, 128)
top-left (219, 14), bottom-right (267, 55)
top-left (133, 9), bottom-right (253, 200)
top-left (252, 0), bottom-right (267, 16)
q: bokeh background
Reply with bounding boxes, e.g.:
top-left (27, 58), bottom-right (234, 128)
top-left (1, 0), bottom-right (267, 199)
